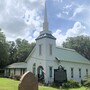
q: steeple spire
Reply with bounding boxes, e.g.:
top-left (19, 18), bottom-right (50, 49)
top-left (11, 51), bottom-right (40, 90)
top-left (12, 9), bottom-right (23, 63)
top-left (43, 1), bottom-right (48, 31)
top-left (36, 1), bottom-right (56, 40)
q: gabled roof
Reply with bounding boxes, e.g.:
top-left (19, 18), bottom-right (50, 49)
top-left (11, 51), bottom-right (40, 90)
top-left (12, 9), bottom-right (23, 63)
top-left (56, 47), bottom-right (90, 64)
top-left (25, 46), bottom-right (36, 62)
top-left (6, 62), bottom-right (27, 69)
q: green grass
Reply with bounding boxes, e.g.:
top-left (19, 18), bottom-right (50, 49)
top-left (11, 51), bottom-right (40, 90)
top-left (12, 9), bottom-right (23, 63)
top-left (0, 78), bottom-right (87, 90)
top-left (0, 78), bottom-right (18, 90)
top-left (39, 86), bottom-right (86, 90)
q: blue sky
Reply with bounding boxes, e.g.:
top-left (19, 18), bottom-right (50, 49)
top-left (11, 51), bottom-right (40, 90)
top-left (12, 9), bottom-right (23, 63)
top-left (0, 0), bottom-right (90, 46)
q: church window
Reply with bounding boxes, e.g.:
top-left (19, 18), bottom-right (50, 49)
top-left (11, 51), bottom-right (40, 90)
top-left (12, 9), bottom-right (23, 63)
top-left (49, 44), bottom-right (52, 55)
top-left (71, 68), bottom-right (74, 78)
top-left (20, 69), bottom-right (22, 75)
top-left (14, 69), bottom-right (16, 75)
top-left (49, 67), bottom-right (52, 77)
top-left (33, 63), bottom-right (36, 75)
top-left (39, 44), bottom-right (42, 55)
top-left (79, 68), bottom-right (81, 78)
top-left (86, 69), bottom-right (88, 76)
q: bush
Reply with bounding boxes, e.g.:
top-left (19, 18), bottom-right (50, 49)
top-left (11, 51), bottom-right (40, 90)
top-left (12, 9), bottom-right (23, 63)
top-left (50, 82), bottom-right (60, 88)
top-left (84, 80), bottom-right (90, 87)
top-left (62, 80), bottom-right (81, 88)
top-left (81, 80), bottom-right (87, 86)
top-left (82, 80), bottom-right (90, 87)
top-left (81, 75), bottom-right (90, 87)
top-left (14, 75), bottom-right (21, 80)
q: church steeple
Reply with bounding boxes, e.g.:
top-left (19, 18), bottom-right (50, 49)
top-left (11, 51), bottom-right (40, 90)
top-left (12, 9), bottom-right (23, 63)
top-left (43, 1), bottom-right (48, 31)
top-left (36, 1), bottom-right (56, 41)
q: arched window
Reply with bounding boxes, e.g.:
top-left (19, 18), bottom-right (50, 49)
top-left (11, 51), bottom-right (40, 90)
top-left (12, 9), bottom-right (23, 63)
top-left (33, 63), bottom-right (36, 75)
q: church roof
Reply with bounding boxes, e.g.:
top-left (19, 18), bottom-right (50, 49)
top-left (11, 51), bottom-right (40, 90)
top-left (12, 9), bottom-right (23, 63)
top-left (56, 47), bottom-right (90, 64)
top-left (36, 33), bottom-right (56, 40)
top-left (5, 62), bottom-right (27, 69)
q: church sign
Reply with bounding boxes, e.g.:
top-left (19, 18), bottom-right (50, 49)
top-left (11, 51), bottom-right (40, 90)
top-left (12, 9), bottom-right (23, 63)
top-left (54, 65), bottom-right (67, 84)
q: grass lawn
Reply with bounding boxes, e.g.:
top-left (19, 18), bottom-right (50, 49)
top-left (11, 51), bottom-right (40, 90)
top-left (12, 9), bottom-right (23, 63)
top-left (0, 78), bottom-right (18, 90)
top-left (0, 78), bottom-right (87, 90)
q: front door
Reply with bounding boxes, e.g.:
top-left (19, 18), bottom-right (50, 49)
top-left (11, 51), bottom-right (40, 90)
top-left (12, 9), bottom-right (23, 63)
top-left (37, 66), bottom-right (44, 82)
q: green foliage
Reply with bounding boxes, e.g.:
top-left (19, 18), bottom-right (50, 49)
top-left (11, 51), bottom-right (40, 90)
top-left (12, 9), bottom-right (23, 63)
top-left (0, 29), bottom-right (6, 43)
top-left (8, 41), bottom-right (17, 64)
top-left (15, 38), bottom-right (35, 62)
top-left (81, 75), bottom-right (90, 90)
top-left (50, 82), bottom-right (60, 88)
top-left (0, 30), bottom-right (9, 68)
top-left (63, 35), bottom-right (90, 60)
top-left (14, 75), bottom-right (21, 80)
top-left (0, 29), bottom-right (36, 67)
top-left (62, 80), bottom-right (81, 88)
top-left (8, 38), bottom-right (36, 64)
top-left (8, 38), bottom-right (35, 64)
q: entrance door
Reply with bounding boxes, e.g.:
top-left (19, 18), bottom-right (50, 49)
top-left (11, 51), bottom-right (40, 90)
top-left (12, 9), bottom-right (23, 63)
top-left (37, 66), bottom-right (44, 82)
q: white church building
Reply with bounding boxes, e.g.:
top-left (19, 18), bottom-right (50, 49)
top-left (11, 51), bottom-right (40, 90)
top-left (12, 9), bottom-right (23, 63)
top-left (26, 3), bottom-right (90, 83)
top-left (5, 3), bottom-right (90, 84)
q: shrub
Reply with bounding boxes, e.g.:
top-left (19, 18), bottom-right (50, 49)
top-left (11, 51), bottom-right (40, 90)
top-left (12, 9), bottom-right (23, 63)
top-left (84, 80), bottom-right (90, 87)
top-left (14, 75), bottom-right (21, 80)
top-left (81, 75), bottom-right (90, 87)
top-left (62, 82), bottom-right (70, 88)
top-left (48, 82), bottom-right (62, 88)
top-left (81, 80), bottom-right (87, 86)
top-left (62, 80), bottom-right (81, 88)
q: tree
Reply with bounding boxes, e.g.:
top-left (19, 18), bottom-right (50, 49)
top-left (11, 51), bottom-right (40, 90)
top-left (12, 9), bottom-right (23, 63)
top-left (0, 29), bottom-right (36, 67)
top-left (63, 35), bottom-right (90, 60)
top-left (0, 29), bottom-right (9, 68)
top-left (15, 38), bottom-right (35, 62)
top-left (8, 41), bottom-right (17, 64)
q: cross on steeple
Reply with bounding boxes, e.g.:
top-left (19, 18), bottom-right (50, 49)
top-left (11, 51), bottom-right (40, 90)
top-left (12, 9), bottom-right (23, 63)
top-left (43, 1), bottom-right (48, 31)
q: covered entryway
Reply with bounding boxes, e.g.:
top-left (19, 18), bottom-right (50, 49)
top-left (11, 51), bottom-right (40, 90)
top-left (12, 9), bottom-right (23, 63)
top-left (37, 66), bottom-right (44, 82)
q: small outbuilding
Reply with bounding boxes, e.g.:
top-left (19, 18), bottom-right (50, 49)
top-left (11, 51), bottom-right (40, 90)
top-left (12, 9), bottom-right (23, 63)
top-left (4, 62), bottom-right (27, 78)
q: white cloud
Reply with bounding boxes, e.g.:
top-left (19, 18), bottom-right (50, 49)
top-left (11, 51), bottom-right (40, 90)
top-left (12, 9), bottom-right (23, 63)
top-left (56, 13), bottom-right (62, 18)
top-left (53, 22), bottom-right (86, 46)
top-left (66, 22), bottom-right (86, 37)
top-left (62, 11), bottom-right (69, 15)
top-left (33, 31), bottom-right (39, 38)
top-left (53, 29), bottom-right (66, 46)
top-left (0, 0), bottom-right (45, 43)
top-left (53, 0), bottom-right (63, 3)
top-left (56, 2), bottom-right (90, 35)
top-left (63, 4), bottom-right (72, 9)
top-left (72, 5), bottom-right (84, 18)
